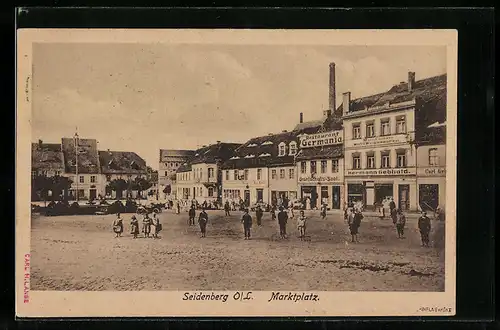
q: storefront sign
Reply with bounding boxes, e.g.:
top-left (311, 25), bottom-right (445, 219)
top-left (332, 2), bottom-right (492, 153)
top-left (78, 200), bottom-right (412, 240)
top-left (417, 167), bottom-right (446, 177)
top-left (347, 134), bottom-right (408, 148)
top-left (300, 130), bottom-right (343, 148)
top-left (298, 176), bottom-right (341, 183)
top-left (345, 167), bottom-right (416, 176)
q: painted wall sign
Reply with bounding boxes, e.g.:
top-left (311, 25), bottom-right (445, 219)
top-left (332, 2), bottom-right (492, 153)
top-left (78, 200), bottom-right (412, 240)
top-left (300, 130), bottom-right (343, 148)
top-left (345, 167), bottom-right (416, 176)
top-left (417, 167), bottom-right (446, 177)
top-left (298, 176), bottom-right (341, 183)
top-left (347, 134), bottom-right (408, 148)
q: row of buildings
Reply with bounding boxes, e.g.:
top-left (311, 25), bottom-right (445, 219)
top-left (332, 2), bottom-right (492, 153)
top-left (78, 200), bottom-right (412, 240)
top-left (159, 63), bottom-right (447, 212)
top-left (31, 137), bottom-right (152, 201)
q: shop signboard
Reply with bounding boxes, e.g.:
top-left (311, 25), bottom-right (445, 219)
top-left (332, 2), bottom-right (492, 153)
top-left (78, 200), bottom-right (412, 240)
top-left (298, 176), bottom-right (341, 183)
top-left (417, 167), bottom-right (446, 177)
top-left (346, 134), bottom-right (408, 149)
top-left (300, 130), bottom-right (343, 148)
top-left (345, 167), bottom-right (416, 177)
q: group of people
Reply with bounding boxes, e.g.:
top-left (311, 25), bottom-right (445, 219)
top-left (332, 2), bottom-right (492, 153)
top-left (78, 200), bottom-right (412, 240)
top-left (112, 212), bottom-right (162, 239)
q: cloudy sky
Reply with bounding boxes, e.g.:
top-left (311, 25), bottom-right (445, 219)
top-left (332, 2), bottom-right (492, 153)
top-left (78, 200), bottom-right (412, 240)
top-left (32, 43), bottom-right (446, 169)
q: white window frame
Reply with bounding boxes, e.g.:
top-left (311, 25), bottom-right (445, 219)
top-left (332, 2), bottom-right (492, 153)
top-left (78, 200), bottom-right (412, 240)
top-left (278, 142), bottom-right (286, 157)
top-left (279, 169), bottom-right (285, 179)
top-left (331, 159), bottom-right (339, 173)
top-left (353, 124), bottom-right (361, 139)
top-left (320, 160), bottom-right (327, 173)
top-left (289, 142), bottom-right (297, 156)
top-left (208, 187), bottom-right (214, 197)
top-left (79, 176), bottom-right (84, 183)
top-left (257, 168), bottom-right (262, 180)
top-left (208, 168), bottom-right (214, 178)
top-left (90, 175), bottom-right (96, 183)
top-left (288, 168), bottom-right (294, 179)
top-left (396, 116), bottom-right (407, 134)
top-left (300, 161), bottom-right (306, 174)
top-left (244, 169), bottom-right (249, 180)
top-left (381, 153), bottom-right (391, 168)
top-left (429, 148), bottom-right (439, 166)
top-left (397, 151), bottom-right (407, 168)
top-left (310, 161), bottom-right (317, 174)
top-left (233, 170), bottom-right (238, 180)
top-left (271, 169), bottom-right (277, 180)
top-left (367, 155), bottom-right (375, 169)
top-left (366, 123), bottom-right (375, 137)
top-left (381, 119), bottom-right (391, 136)
top-left (352, 156), bottom-right (361, 170)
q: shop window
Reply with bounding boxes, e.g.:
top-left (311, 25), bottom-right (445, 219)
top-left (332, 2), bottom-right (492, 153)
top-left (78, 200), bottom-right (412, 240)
top-left (396, 115), bottom-right (407, 134)
top-left (352, 123), bottom-right (361, 139)
top-left (271, 169), bottom-right (277, 179)
top-left (381, 152), bottom-right (391, 168)
top-left (320, 160), bottom-right (327, 173)
top-left (397, 150), bottom-right (407, 168)
top-left (288, 168), bottom-right (294, 179)
top-left (367, 154), bottom-right (375, 169)
top-left (366, 122), bottom-right (375, 137)
top-left (257, 169), bottom-right (262, 180)
top-left (289, 142), bottom-right (297, 156)
top-left (300, 161), bottom-right (306, 174)
top-left (381, 119), bottom-right (391, 136)
top-left (331, 159), bottom-right (339, 173)
top-left (352, 156), bottom-right (361, 170)
top-left (429, 148), bottom-right (439, 166)
top-left (279, 169), bottom-right (285, 179)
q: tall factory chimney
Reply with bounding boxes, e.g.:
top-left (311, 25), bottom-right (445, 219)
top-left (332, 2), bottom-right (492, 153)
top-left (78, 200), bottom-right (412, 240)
top-left (299, 112), bottom-right (304, 124)
top-left (323, 62), bottom-right (336, 120)
top-left (343, 92), bottom-right (351, 116)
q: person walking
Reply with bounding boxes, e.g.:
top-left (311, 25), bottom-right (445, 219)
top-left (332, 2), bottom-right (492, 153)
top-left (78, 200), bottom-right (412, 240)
top-left (188, 205), bottom-right (196, 226)
top-left (112, 213), bottom-right (123, 238)
top-left (130, 215), bottom-right (140, 239)
top-left (389, 198), bottom-right (396, 214)
top-left (395, 209), bottom-right (406, 239)
top-left (277, 206), bottom-right (288, 239)
top-left (255, 205), bottom-right (263, 227)
top-left (297, 210), bottom-right (307, 241)
top-left (241, 208), bottom-right (253, 240)
top-left (198, 208), bottom-right (208, 238)
top-left (320, 203), bottom-right (327, 220)
top-left (271, 205), bottom-right (277, 222)
top-left (176, 200), bottom-right (181, 214)
top-left (348, 209), bottom-right (363, 243)
top-left (142, 214), bottom-right (152, 238)
top-left (224, 201), bottom-right (231, 216)
top-left (418, 211), bottom-right (432, 247)
top-left (391, 206), bottom-right (398, 225)
top-left (152, 213), bottom-right (162, 239)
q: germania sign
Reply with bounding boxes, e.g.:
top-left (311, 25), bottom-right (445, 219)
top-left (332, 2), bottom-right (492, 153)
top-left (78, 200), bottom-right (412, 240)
top-left (300, 130), bottom-right (343, 148)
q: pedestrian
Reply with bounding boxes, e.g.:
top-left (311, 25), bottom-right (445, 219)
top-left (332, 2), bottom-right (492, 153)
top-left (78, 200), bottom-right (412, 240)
top-left (112, 213), bottom-right (123, 238)
top-left (348, 209), bottom-right (363, 243)
top-left (241, 208), bottom-right (253, 240)
top-left (320, 203), bottom-right (327, 220)
top-left (255, 205), bottom-right (263, 226)
top-left (391, 206), bottom-right (398, 225)
top-left (297, 210), bottom-right (307, 241)
top-left (271, 205), bottom-right (277, 221)
top-left (418, 211), bottom-right (431, 247)
top-left (277, 206), bottom-right (288, 239)
top-left (130, 215), bottom-right (139, 239)
top-left (288, 205), bottom-right (295, 220)
top-left (389, 198), bottom-right (396, 214)
top-left (224, 201), bottom-right (231, 216)
top-left (176, 200), bottom-right (180, 214)
top-left (142, 214), bottom-right (152, 238)
top-left (395, 209), bottom-right (406, 239)
top-left (152, 213), bottom-right (162, 239)
top-left (198, 208), bottom-right (208, 238)
top-left (188, 205), bottom-right (196, 226)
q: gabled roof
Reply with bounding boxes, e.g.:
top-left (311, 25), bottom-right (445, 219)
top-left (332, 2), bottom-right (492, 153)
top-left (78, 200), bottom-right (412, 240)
top-left (31, 142), bottom-right (65, 171)
top-left (159, 149), bottom-right (195, 162)
top-left (292, 120), bottom-right (323, 132)
top-left (295, 145), bottom-right (344, 161)
top-left (416, 125), bottom-right (446, 146)
top-left (221, 131), bottom-right (299, 169)
top-left (61, 138), bottom-right (100, 174)
top-left (176, 142), bottom-right (242, 173)
top-left (99, 151), bottom-right (147, 174)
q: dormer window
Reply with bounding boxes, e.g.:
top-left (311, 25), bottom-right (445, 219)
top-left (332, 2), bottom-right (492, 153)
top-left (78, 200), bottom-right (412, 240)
top-left (261, 141), bottom-right (273, 146)
top-left (259, 153), bottom-right (271, 157)
top-left (230, 156), bottom-right (240, 160)
top-left (195, 153), bottom-right (199, 156)
top-left (244, 154), bottom-right (255, 158)
top-left (278, 142), bottom-right (286, 156)
top-left (289, 141), bottom-right (297, 156)
top-left (247, 143), bottom-right (257, 147)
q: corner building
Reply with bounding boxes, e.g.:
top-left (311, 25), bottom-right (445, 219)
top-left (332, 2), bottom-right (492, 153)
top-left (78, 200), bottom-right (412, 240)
top-left (341, 72), bottom-right (446, 211)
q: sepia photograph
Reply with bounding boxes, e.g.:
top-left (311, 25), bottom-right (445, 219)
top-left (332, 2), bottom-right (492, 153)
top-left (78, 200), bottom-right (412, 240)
top-left (17, 29), bottom-right (457, 317)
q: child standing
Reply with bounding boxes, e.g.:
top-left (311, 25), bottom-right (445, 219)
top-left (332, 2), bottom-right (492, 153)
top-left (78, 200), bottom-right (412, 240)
top-left (112, 213), bottom-right (123, 238)
top-left (130, 215), bottom-right (139, 239)
top-left (297, 210), bottom-right (307, 241)
top-left (142, 214), bottom-right (152, 238)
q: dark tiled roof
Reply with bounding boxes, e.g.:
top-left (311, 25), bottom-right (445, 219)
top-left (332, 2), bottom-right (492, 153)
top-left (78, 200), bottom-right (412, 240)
top-left (31, 143), bottom-right (65, 171)
top-left (176, 142), bottom-right (242, 173)
top-left (61, 138), bottom-right (100, 174)
top-left (416, 125), bottom-right (446, 146)
top-left (159, 149), bottom-right (195, 162)
top-left (339, 74), bottom-right (447, 114)
top-left (295, 145), bottom-right (344, 161)
top-left (176, 163), bottom-right (192, 173)
top-left (221, 131), bottom-right (299, 170)
top-left (99, 151), bottom-right (147, 174)
top-left (292, 120), bottom-right (323, 132)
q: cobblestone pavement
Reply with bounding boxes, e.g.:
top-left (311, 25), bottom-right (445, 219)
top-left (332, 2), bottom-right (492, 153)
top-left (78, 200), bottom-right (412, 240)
top-left (31, 210), bottom-right (445, 291)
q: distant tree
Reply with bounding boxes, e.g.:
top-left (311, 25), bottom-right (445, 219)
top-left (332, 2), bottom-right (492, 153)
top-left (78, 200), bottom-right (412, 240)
top-left (49, 175), bottom-right (73, 201)
top-left (31, 174), bottom-right (73, 204)
top-left (107, 178), bottom-right (128, 199)
top-left (133, 176), bottom-right (153, 197)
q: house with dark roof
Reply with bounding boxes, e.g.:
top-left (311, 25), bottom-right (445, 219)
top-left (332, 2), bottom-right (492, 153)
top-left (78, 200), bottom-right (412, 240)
top-left (158, 149), bottom-right (195, 199)
top-left (175, 142), bottom-right (241, 203)
top-left (99, 150), bottom-right (149, 199)
top-left (340, 71), bottom-right (447, 212)
top-left (31, 141), bottom-right (65, 177)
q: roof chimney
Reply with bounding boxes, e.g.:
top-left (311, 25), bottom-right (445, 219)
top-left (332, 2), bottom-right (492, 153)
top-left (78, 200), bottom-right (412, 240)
top-left (342, 92), bottom-right (351, 116)
top-left (299, 112), bottom-right (303, 124)
top-left (216, 140), bottom-right (221, 144)
top-left (329, 62), bottom-right (336, 112)
top-left (408, 71), bottom-right (416, 92)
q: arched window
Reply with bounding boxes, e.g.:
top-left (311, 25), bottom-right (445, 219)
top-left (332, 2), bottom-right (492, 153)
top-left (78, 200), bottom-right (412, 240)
top-left (289, 141), bottom-right (297, 156)
top-left (278, 142), bottom-right (286, 156)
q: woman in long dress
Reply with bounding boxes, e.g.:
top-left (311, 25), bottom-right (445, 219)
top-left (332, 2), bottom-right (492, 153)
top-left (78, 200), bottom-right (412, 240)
top-left (130, 215), bottom-right (139, 239)
top-left (142, 214), bottom-right (152, 238)
top-left (112, 213), bottom-right (123, 238)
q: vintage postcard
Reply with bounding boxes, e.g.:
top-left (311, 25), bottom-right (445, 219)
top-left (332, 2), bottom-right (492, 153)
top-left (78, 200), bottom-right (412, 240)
top-left (16, 29), bottom-right (457, 317)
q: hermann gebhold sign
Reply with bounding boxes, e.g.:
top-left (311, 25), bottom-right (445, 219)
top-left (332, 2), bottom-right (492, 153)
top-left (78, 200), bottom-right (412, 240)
top-left (300, 130), bottom-right (343, 148)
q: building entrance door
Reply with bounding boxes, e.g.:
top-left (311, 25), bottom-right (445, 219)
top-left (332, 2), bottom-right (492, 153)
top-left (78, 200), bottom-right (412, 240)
top-left (256, 189), bottom-right (263, 203)
top-left (332, 185), bottom-right (341, 209)
top-left (398, 184), bottom-right (410, 211)
top-left (89, 189), bottom-right (97, 200)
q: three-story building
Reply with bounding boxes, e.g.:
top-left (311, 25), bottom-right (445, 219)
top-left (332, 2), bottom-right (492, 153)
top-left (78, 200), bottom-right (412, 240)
top-left (158, 149), bottom-right (195, 200)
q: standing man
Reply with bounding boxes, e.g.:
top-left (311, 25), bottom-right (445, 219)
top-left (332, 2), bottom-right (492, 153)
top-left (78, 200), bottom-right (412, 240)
top-left (224, 200), bottom-right (231, 217)
top-left (389, 197), bottom-right (396, 215)
top-left (395, 209), bottom-right (406, 239)
top-left (241, 208), bottom-right (253, 240)
top-left (188, 205), bottom-right (196, 226)
top-left (255, 205), bottom-right (263, 227)
top-left (277, 206), bottom-right (288, 239)
top-left (418, 211), bottom-right (432, 247)
top-left (198, 208), bottom-right (208, 238)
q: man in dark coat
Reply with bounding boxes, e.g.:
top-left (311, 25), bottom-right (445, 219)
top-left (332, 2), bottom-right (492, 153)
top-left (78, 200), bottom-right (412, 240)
top-left (241, 208), bottom-right (253, 240)
top-left (277, 206), bottom-right (288, 239)
top-left (389, 198), bottom-right (396, 213)
top-left (188, 205), bottom-right (196, 226)
top-left (224, 201), bottom-right (231, 216)
top-left (198, 209), bottom-right (208, 238)
top-left (255, 205), bottom-right (263, 226)
top-left (418, 211), bottom-right (432, 247)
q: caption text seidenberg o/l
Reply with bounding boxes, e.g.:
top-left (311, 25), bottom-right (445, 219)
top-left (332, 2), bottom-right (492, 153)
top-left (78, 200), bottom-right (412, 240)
top-left (182, 292), bottom-right (320, 303)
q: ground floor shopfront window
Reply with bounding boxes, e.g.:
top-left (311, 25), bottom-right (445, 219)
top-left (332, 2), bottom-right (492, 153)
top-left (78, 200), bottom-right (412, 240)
top-left (419, 184), bottom-right (439, 211)
top-left (347, 184), bottom-right (364, 207)
top-left (300, 186), bottom-right (318, 209)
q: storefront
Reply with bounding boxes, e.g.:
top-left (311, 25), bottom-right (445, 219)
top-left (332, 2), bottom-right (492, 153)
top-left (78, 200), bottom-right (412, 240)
top-left (299, 177), bottom-right (344, 210)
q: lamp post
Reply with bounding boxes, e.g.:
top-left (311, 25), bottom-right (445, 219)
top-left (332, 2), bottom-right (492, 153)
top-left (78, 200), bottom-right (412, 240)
top-left (74, 131), bottom-right (79, 202)
top-left (406, 131), bottom-right (417, 211)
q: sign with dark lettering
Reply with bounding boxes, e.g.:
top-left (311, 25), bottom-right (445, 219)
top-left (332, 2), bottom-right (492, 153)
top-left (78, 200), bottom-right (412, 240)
top-left (346, 168), bottom-right (416, 176)
top-left (347, 134), bottom-right (408, 149)
top-left (417, 167), bottom-right (446, 177)
top-left (298, 176), bottom-right (340, 183)
top-left (300, 130), bottom-right (343, 148)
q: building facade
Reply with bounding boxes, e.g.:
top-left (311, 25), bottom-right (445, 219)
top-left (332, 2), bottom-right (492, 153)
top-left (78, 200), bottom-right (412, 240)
top-left (158, 149), bottom-right (195, 200)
